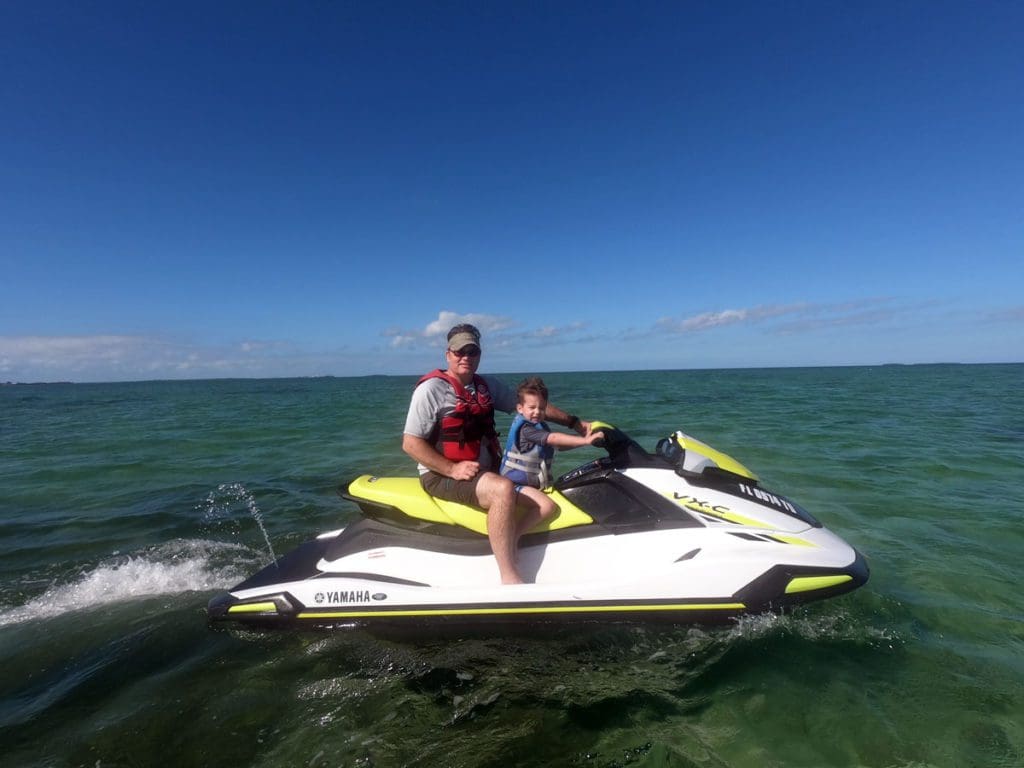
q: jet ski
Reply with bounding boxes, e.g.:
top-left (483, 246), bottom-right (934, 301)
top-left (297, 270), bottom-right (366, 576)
top-left (207, 424), bottom-right (868, 629)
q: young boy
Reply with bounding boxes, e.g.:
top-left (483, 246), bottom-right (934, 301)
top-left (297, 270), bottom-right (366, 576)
top-left (500, 376), bottom-right (601, 537)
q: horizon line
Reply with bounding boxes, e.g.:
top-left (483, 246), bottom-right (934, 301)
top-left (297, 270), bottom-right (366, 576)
top-left (4, 360), bottom-right (1021, 387)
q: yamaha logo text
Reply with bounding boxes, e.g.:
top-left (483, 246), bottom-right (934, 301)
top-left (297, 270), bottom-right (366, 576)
top-left (316, 590), bottom-right (371, 604)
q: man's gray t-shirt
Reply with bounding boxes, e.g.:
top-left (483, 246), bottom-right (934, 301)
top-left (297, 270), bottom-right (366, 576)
top-left (404, 374), bottom-right (517, 474)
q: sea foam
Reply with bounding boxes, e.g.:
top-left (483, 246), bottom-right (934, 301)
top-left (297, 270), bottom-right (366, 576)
top-left (0, 539), bottom-right (256, 628)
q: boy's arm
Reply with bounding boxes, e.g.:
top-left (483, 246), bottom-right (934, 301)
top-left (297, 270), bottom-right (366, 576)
top-left (545, 431), bottom-right (600, 450)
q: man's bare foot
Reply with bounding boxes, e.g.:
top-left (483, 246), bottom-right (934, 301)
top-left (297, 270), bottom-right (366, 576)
top-left (501, 573), bottom-right (525, 585)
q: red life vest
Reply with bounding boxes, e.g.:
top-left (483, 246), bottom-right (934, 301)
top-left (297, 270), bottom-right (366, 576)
top-left (417, 369), bottom-right (501, 462)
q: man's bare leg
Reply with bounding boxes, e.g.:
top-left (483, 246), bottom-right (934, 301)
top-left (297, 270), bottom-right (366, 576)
top-left (476, 472), bottom-right (524, 584)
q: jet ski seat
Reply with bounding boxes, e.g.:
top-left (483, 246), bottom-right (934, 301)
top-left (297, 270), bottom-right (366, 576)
top-left (345, 475), bottom-right (595, 536)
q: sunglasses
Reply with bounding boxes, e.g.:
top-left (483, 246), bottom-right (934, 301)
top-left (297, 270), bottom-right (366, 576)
top-left (449, 347), bottom-right (481, 358)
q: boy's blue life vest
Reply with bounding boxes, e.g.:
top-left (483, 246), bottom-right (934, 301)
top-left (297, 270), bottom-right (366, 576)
top-left (500, 414), bottom-right (555, 488)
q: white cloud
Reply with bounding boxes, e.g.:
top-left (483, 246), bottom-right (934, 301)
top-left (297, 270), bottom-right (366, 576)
top-left (0, 334), bottom-right (311, 382)
top-left (0, 335), bottom-right (149, 373)
top-left (656, 304), bottom-right (811, 334)
top-left (385, 310), bottom-right (515, 349)
top-left (515, 322), bottom-right (589, 344)
top-left (387, 334), bottom-right (421, 349)
top-left (423, 310), bottom-right (515, 338)
top-left (653, 299), bottom-right (923, 336)
top-left (7, 297), bottom-right (999, 382)
top-left (380, 313), bottom-right (596, 357)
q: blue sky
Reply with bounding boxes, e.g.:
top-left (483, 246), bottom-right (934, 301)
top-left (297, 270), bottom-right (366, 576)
top-left (1, 1), bottom-right (1021, 382)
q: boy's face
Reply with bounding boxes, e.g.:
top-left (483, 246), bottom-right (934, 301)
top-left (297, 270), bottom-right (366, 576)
top-left (516, 392), bottom-right (547, 422)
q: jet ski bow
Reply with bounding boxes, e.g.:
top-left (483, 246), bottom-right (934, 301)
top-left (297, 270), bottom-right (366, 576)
top-left (208, 424), bottom-right (868, 629)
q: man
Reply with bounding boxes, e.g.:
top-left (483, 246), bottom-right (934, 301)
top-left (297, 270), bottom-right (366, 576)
top-left (402, 323), bottom-right (589, 584)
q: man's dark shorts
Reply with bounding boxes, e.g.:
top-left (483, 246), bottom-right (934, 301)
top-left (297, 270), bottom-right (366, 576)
top-left (420, 471), bottom-right (483, 507)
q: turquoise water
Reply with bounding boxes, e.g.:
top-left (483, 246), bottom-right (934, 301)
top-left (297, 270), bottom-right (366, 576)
top-left (1, 365), bottom-right (1022, 767)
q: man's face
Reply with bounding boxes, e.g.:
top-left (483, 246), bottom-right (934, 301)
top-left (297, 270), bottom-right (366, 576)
top-left (446, 345), bottom-right (481, 377)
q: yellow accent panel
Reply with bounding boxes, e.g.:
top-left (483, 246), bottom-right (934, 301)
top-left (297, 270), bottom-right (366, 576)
top-left (768, 535), bottom-right (815, 548)
top-left (440, 490), bottom-right (593, 534)
top-left (676, 434), bottom-right (758, 480)
top-left (535, 492), bottom-right (594, 531)
top-left (665, 492), bottom-right (768, 528)
top-left (348, 476), bottom-right (451, 524)
top-left (433, 497), bottom-right (487, 533)
top-left (228, 602), bottom-right (279, 614)
top-left (348, 475), bottom-right (593, 534)
top-left (297, 602), bottom-right (745, 620)
top-left (785, 575), bottom-right (853, 594)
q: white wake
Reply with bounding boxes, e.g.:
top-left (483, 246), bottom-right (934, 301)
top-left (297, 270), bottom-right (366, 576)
top-left (0, 539), bottom-right (257, 628)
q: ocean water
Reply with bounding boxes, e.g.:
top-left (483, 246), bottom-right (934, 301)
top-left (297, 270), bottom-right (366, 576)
top-left (1, 365), bottom-right (1022, 768)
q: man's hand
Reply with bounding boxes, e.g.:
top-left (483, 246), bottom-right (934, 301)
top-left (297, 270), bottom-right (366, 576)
top-left (449, 460), bottom-right (481, 481)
